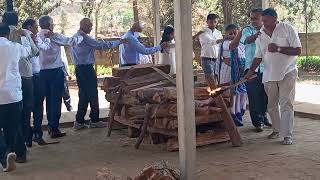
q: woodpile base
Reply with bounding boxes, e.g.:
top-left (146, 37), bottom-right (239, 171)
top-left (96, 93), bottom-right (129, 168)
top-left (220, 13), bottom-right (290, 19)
top-left (103, 64), bottom-right (241, 151)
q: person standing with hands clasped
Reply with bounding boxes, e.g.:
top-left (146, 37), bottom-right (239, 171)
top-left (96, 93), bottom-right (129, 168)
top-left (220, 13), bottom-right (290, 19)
top-left (245, 8), bottom-right (302, 145)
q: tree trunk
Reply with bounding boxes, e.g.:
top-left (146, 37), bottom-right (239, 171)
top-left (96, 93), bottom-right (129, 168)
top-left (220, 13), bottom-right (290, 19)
top-left (222, 0), bottom-right (233, 24)
top-left (133, 0), bottom-right (139, 23)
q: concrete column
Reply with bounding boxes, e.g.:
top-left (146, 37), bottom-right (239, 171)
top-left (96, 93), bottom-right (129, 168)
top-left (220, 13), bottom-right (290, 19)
top-left (174, 0), bottom-right (196, 179)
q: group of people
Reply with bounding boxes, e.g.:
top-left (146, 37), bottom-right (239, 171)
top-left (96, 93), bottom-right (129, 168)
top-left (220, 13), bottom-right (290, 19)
top-left (199, 8), bottom-right (301, 146)
top-left (0, 12), bottom-right (129, 172)
top-left (0, 7), bottom-right (301, 173)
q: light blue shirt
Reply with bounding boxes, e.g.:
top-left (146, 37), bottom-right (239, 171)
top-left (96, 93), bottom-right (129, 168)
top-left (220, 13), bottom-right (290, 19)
top-left (38, 29), bottom-right (83, 70)
top-left (119, 31), bottom-right (161, 65)
top-left (71, 31), bottom-right (121, 65)
top-left (241, 25), bottom-right (264, 72)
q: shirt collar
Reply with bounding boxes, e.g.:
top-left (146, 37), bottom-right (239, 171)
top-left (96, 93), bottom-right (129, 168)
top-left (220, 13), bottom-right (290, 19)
top-left (203, 27), bottom-right (216, 33)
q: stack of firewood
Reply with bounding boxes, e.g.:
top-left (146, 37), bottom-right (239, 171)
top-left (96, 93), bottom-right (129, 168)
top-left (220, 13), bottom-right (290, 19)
top-left (103, 64), bottom-right (232, 151)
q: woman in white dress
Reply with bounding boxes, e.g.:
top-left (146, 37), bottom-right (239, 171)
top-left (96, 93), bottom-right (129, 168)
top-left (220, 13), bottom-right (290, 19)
top-left (159, 25), bottom-right (176, 74)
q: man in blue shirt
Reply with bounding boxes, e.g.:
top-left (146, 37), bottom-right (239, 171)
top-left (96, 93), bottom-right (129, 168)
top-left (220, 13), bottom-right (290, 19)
top-left (119, 22), bottom-right (167, 66)
top-left (71, 18), bottom-right (126, 130)
top-left (241, 8), bottom-right (271, 132)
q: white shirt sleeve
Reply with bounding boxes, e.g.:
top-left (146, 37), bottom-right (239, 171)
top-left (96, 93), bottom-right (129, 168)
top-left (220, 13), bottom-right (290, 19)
top-left (287, 25), bottom-right (302, 48)
top-left (37, 36), bottom-right (51, 51)
top-left (199, 33), bottom-right (219, 47)
top-left (18, 37), bottom-right (32, 58)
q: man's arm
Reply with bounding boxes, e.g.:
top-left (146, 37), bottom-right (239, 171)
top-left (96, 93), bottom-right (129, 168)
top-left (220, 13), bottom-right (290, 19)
top-left (133, 38), bottom-right (161, 55)
top-left (245, 58), bottom-right (263, 79)
top-left (268, 43), bottom-right (301, 56)
top-left (241, 27), bottom-right (260, 45)
top-left (229, 29), bottom-right (243, 50)
top-left (199, 33), bottom-right (223, 47)
top-left (51, 33), bottom-right (83, 46)
top-left (18, 37), bottom-right (32, 58)
top-left (37, 36), bottom-right (51, 51)
top-left (27, 35), bottom-right (40, 57)
top-left (82, 34), bottom-right (121, 50)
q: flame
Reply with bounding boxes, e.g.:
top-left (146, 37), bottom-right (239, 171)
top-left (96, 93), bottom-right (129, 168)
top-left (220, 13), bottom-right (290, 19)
top-left (207, 87), bottom-right (222, 96)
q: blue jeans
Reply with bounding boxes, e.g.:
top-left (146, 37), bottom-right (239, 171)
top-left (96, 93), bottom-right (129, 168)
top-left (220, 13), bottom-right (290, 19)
top-left (39, 68), bottom-right (64, 131)
top-left (201, 57), bottom-right (217, 75)
top-left (0, 101), bottom-right (26, 164)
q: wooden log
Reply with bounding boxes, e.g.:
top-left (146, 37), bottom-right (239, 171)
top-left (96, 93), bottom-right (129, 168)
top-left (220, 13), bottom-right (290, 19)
top-left (105, 94), bottom-right (141, 105)
top-left (128, 127), bottom-right (140, 138)
top-left (167, 130), bottom-right (230, 152)
top-left (112, 64), bottom-right (170, 77)
top-left (131, 87), bottom-right (165, 104)
top-left (125, 104), bottom-right (223, 118)
top-left (102, 76), bottom-right (120, 91)
top-left (135, 104), bottom-right (151, 149)
top-left (124, 72), bottom-right (166, 85)
top-left (164, 87), bottom-right (210, 101)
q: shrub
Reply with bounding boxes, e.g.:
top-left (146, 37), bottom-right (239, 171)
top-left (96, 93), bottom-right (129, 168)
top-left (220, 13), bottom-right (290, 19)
top-left (297, 56), bottom-right (320, 72)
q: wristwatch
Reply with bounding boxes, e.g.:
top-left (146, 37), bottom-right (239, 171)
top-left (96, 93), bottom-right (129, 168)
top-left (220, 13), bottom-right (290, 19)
top-left (277, 47), bottom-right (282, 52)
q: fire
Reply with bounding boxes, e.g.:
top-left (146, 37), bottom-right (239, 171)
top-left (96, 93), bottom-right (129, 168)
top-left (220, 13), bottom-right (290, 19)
top-left (207, 87), bottom-right (222, 96)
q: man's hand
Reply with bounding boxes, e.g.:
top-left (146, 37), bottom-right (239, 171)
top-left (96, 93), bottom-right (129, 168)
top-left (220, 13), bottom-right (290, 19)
top-left (160, 42), bottom-right (169, 49)
top-left (44, 31), bottom-right (53, 38)
top-left (268, 43), bottom-right (279, 53)
top-left (254, 31), bottom-right (261, 39)
top-left (17, 29), bottom-right (26, 37)
top-left (31, 34), bottom-right (38, 43)
top-left (120, 38), bottom-right (129, 44)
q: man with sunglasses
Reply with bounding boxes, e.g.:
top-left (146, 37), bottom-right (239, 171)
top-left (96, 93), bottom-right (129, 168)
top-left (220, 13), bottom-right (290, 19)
top-left (241, 8), bottom-right (272, 132)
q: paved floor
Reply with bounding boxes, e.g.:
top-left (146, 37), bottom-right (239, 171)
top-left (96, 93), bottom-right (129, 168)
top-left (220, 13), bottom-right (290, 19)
top-left (1, 114), bottom-right (320, 180)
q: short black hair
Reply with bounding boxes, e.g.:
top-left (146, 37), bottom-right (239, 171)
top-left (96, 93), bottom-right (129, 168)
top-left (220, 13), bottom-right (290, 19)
top-left (225, 24), bottom-right (239, 32)
top-left (262, 8), bottom-right (278, 18)
top-left (0, 23), bottom-right (10, 37)
top-left (22, 18), bottom-right (37, 29)
top-left (2, 11), bottom-right (19, 26)
top-left (207, 13), bottom-right (219, 21)
top-left (251, 8), bottom-right (264, 15)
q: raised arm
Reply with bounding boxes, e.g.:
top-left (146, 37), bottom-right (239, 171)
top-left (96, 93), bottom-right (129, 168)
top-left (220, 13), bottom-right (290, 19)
top-left (82, 34), bottom-right (121, 50)
top-left (132, 37), bottom-right (161, 55)
top-left (229, 29), bottom-right (243, 50)
top-left (199, 33), bottom-right (224, 47)
top-left (18, 36), bottom-right (32, 58)
top-left (51, 33), bottom-right (83, 46)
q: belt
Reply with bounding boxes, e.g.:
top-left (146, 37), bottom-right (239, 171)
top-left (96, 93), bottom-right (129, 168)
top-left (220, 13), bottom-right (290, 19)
top-left (22, 76), bottom-right (33, 80)
top-left (202, 57), bottom-right (217, 61)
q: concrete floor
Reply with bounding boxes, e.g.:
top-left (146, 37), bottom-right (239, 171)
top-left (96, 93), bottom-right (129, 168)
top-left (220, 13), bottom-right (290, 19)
top-left (1, 114), bottom-right (320, 180)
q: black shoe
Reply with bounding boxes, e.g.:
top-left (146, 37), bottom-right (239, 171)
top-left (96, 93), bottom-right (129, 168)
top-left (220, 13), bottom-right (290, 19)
top-left (16, 155), bottom-right (27, 164)
top-left (255, 124), bottom-right (264, 132)
top-left (25, 142), bottom-right (32, 148)
top-left (33, 138), bottom-right (48, 146)
top-left (50, 129), bottom-right (66, 139)
top-left (264, 121), bottom-right (272, 127)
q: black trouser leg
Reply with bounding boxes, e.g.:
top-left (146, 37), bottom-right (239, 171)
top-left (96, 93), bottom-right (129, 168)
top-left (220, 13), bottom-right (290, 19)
top-left (32, 73), bottom-right (44, 139)
top-left (21, 78), bottom-right (34, 144)
top-left (245, 73), bottom-right (268, 127)
top-left (75, 65), bottom-right (99, 123)
top-left (1, 102), bottom-right (26, 159)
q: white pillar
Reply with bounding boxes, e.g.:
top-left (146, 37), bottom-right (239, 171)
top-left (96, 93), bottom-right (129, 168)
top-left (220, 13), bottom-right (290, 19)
top-left (174, 0), bottom-right (196, 180)
top-left (262, 0), bottom-right (270, 9)
top-left (152, 0), bottom-right (161, 64)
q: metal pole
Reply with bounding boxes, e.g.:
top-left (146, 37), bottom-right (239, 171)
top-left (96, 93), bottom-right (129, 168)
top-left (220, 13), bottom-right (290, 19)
top-left (6, 0), bottom-right (13, 11)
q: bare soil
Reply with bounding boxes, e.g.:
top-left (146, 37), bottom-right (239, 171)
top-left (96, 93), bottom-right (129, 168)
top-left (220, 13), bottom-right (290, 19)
top-left (1, 114), bottom-right (320, 180)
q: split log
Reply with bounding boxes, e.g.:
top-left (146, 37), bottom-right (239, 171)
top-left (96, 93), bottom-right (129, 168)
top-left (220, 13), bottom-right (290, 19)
top-left (164, 87), bottom-right (210, 101)
top-left (131, 87), bottom-right (165, 104)
top-left (105, 94), bottom-right (141, 105)
top-left (167, 130), bottom-right (230, 152)
top-left (124, 105), bottom-right (223, 119)
top-left (112, 64), bottom-right (170, 78)
top-left (102, 76), bottom-right (120, 91)
top-left (124, 72), bottom-right (166, 86)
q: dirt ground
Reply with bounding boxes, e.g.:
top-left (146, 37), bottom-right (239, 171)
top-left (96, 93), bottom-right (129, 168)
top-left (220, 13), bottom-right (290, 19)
top-left (1, 114), bottom-right (320, 180)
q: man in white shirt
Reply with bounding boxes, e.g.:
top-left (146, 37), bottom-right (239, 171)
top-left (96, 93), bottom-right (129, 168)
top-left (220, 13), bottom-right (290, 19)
top-left (245, 8), bottom-right (302, 145)
top-left (199, 13), bottom-right (224, 88)
top-left (37, 15), bottom-right (83, 139)
top-left (0, 23), bottom-right (31, 172)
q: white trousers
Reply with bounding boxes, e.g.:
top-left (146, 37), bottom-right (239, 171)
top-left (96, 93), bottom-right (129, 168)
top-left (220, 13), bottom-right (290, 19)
top-left (264, 69), bottom-right (297, 138)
